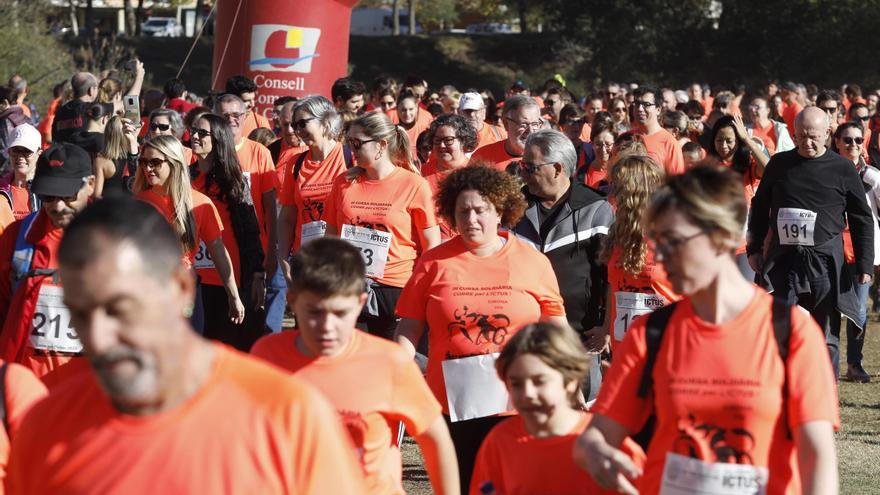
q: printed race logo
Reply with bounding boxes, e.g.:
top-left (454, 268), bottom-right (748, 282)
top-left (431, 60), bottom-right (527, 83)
top-left (249, 24), bottom-right (321, 73)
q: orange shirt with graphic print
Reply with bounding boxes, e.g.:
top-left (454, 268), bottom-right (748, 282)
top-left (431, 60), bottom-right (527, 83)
top-left (10, 187), bottom-right (30, 221)
top-left (252, 329), bottom-right (441, 495)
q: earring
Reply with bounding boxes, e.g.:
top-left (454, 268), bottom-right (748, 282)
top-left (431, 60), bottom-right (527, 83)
top-left (183, 304), bottom-right (194, 318)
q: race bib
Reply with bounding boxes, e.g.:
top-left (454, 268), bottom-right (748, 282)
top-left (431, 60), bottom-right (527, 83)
top-left (614, 292), bottom-right (664, 342)
top-left (300, 220), bottom-right (327, 247)
top-left (660, 452), bottom-right (768, 495)
top-left (194, 241), bottom-right (215, 269)
top-left (242, 171), bottom-right (252, 192)
top-left (30, 284), bottom-right (82, 354)
top-left (776, 207), bottom-right (817, 246)
top-left (442, 353), bottom-right (512, 422)
top-left (340, 224), bottom-right (392, 278)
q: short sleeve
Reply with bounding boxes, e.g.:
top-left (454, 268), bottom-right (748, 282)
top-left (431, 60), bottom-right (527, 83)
top-left (667, 137), bottom-right (685, 175)
top-left (785, 307), bottom-right (840, 430)
top-left (529, 254), bottom-right (566, 317)
top-left (395, 258), bottom-right (432, 320)
top-left (197, 199), bottom-right (223, 244)
top-left (407, 176), bottom-right (439, 230)
top-left (390, 350), bottom-right (442, 435)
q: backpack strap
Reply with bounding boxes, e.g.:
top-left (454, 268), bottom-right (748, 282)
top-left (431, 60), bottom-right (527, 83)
top-left (771, 297), bottom-right (793, 439)
top-left (11, 212), bottom-right (39, 292)
top-left (343, 144), bottom-right (354, 169)
top-left (294, 146), bottom-right (354, 181)
top-left (291, 152), bottom-right (308, 182)
top-left (637, 302), bottom-right (679, 399)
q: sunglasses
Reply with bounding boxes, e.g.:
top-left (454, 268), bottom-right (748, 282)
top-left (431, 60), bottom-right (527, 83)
top-left (138, 158), bottom-right (167, 169)
top-left (820, 106), bottom-right (838, 114)
top-left (842, 136), bottom-right (864, 145)
top-left (855, 116), bottom-right (871, 122)
top-left (149, 123), bottom-right (171, 132)
top-left (294, 117), bottom-right (316, 130)
top-left (190, 128), bottom-right (212, 139)
top-left (518, 160), bottom-right (555, 174)
top-left (348, 138), bottom-right (376, 150)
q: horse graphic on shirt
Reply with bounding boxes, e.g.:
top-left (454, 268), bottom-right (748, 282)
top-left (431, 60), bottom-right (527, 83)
top-left (302, 198), bottom-right (325, 222)
top-left (447, 306), bottom-right (511, 346)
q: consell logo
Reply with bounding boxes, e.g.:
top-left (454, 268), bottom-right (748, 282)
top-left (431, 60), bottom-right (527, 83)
top-left (249, 24), bottom-right (321, 73)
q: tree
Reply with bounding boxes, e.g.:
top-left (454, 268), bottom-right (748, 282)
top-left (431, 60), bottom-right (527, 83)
top-left (123, 0), bottom-right (135, 35)
top-left (84, 0), bottom-right (94, 36)
top-left (407, 0), bottom-right (416, 35)
top-left (417, 0), bottom-right (457, 31)
top-left (392, 0), bottom-right (400, 35)
top-left (136, 0), bottom-right (145, 35)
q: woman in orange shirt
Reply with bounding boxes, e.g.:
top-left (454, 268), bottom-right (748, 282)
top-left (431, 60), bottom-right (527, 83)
top-left (600, 154), bottom-right (678, 352)
top-left (575, 166), bottom-right (839, 495)
top-left (581, 121), bottom-right (616, 192)
top-left (133, 135), bottom-right (244, 327)
top-left (324, 111), bottom-right (441, 339)
top-left (394, 90), bottom-right (433, 158)
top-left (395, 165), bottom-right (568, 494)
top-left (470, 321), bottom-right (645, 495)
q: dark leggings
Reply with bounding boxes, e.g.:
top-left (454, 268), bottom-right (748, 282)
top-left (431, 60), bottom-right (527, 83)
top-left (201, 284), bottom-right (268, 352)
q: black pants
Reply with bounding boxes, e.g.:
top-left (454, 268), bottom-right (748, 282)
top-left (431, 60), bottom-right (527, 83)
top-left (358, 283), bottom-right (403, 340)
top-left (191, 274), bottom-right (204, 335)
top-left (201, 284), bottom-right (268, 352)
top-left (444, 414), bottom-right (505, 494)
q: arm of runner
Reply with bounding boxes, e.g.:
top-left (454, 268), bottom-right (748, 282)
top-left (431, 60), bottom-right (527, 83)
top-left (420, 225), bottom-right (442, 251)
top-left (747, 160), bottom-right (774, 260)
top-left (94, 156), bottom-right (107, 198)
top-left (125, 59), bottom-right (145, 97)
top-left (414, 415), bottom-right (460, 495)
top-left (733, 115), bottom-right (770, 176)
top-left (207, 238), bottom-right (245, 324)
top-left (261, 189), bottom-right (278, 276)
top-left (573, 415), bottom-right (641, 495)
top-left (586, 286), bottom-right (614, 352)
top-left (395, 317), bottom-right (425, 359)
top-left (795, 420), bottom-right (838, 495)
top-left (277, 204), bottom-right (297, 285)
top-left (251, 273), bottom-right (266, 311)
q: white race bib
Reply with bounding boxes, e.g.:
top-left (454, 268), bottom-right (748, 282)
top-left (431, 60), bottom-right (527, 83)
top-left (776, 207), bottom-right (817, 246)
top-left (340, 224), bottom-right (392, 278)
top-left (660, 452), bottom-right (768, 495)
top-left (194, 241), bottom-right (215, 269)
top-left (614, 292), bottom-right (665, 342)
top-left (442, 353), bottom-right (512, 422)
top-left (30, 284), bottom-right (82, 354)
top-left (300, 220), bottom-right (327, 247)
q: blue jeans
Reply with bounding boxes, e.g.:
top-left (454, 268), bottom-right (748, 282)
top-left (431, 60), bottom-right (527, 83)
top-left (264, 261), bottom-right (287, 333)
top-left (846, 276), bottom-right (869, 365)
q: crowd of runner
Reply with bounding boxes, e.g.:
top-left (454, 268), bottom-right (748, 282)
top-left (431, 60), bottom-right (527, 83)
top-left (0, 64), bottom-right (871, 494)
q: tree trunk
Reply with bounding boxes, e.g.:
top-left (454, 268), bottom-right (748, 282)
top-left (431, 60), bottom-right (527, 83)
top-left (392, 0), bottom-right (400, 36)
top-left (123, 0), bottom-right (135, 35)
top-left (407, 0), bottom-right (416, 35)
top-left (85, 0), bottom-right (94, 36)
top-left (517, 0), bottom-right (528, 33)
top-left (68, 0), bottom-right (79, 36)
top-left (135, 0), bottom-right (145, 35)
top-left (195, 0), bottom-right (205, 32)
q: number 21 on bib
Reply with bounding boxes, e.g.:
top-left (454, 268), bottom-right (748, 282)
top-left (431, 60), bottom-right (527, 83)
top-left (31, 283), bottom-right (83, 354)
top-left (776, 207), bottom-right (817, 246)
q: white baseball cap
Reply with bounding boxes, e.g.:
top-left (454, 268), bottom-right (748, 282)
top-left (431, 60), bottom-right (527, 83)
top-left (7, 123), bottom-right (41, 153)
top-left (459, 92), bottom-right (485, 111)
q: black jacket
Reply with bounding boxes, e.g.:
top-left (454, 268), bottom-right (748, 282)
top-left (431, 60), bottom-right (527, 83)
top-left (513, 181), bottom-right (614, 334)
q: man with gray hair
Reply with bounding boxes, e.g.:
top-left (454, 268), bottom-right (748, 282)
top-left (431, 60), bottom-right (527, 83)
top-left (469, 94), bottom-right (542, 171)
top-left (513, 129), bottom-right (614, 400)
top-left (52, 72), bottom-right (98, 144)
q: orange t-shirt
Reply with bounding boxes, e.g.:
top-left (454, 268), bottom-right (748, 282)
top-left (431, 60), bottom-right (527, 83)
top-left (274, 142), bottom-right (310, 185)
top-left (136, 188), bottom-right (223, 267)
top-left (251, 330), bottom-right (442, 495)
top-left (191, 175), bottom-right (242, 287)
top-left (323, 167), bottom-right (438, 288)
top-left (469, 413), bottom-right (646, 495)
top-left (391, 109), bottom-right (433, 157)
top-left (476, 123), bottom-right (507, 148)
top-left (782, 101), bottom-right (803, 134)
top-left (235, 138), bottom-right (277, 252)
top-left (8, 345), bottom-right (366, 494)
top-left (606, 246), bottom-right (679, 350)
top-left (278, 143), bottom-right (349, 252)
top-left (9, 186), bottom-right (30, 221)
top-left (0, 362), bottom-right (48, 493)
top-left (592, 289), bottom-right (840, 495)
top-left (420, 157), bottom-right (459, 240)
top-left (751, 121), bottom-right (778, 155)
top-left (396, 233), bottom-right (566, 414)
top-left (640, 128), bottom-right (685, 175)
top-left (241, 110), bottom-right (272, 140)
top-left (584, 165), bottom-right (608, 190)
top-left (469, 140), bottom-right (520, 171)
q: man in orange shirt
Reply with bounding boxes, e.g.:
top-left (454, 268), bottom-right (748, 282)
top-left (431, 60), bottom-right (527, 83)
top-left (331, 77), bottom-right (367, 114)
top-left (225, 75), bottom-right (272, 138)
top-left (631, 86), bottom-right (685, 175)
top-left (469, 95), bottom-right (543, 172)
top-left (458, 92), bottom-right (506, 148)
top-left (8, 197), bottom-right (366, 494)
top-left (781, 81), bottom-right (804, 132)
top-left (252, 238), bottom-right (459, 495)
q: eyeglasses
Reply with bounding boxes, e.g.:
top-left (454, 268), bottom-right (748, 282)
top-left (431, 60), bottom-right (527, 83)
top-left (8, 147), bottom-right (35, 157)
top-left (842, 136), bottom-right (865, 145)
top-left (518, 160), bottom-right (555, 174)
top-left (38, 191), bottom-right (80, 204)
top-left (222, 112), bottom-right (244, 121)
top-left (149, 123), bottom-right (171, 132)
top-left (612, 107), bottom-right (627, 113)
top-left (294, 117), bottom-right (316, 130)
top-left (348, 138), bottom-right (376, 150)
top-left (190, 128), bottom-right (212, 139)
top-left (632, 100), bottom-right (657, 109)
top-left (432, 136), bottom-right (458, 147)
top-left (138, 158), bottom-right (167, 169)
top-left (854, 116), bottom-right (871, 122)
top-left (819, 106), bottom-right (838, 114)
top-left (503, 117), bottom-right (544, 132)
top-left (650, 230), bottom-right (707, 257)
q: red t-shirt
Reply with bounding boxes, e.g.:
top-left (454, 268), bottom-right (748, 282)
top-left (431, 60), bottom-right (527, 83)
top-left (323, 167), bottom-right (437, 288)
top-left (396, 233), bottom-right (565, 414)
top-left (136, 188), bottom-right (223, 268)
top-left (469, 413), bottom-right (646, 495)
top-left (639, 128), bottom-right (685, 175)
top-left (469, 140), bottom-right (520, 171)
top-left (8, 345), bottom-right (367, 494)
top-left (584, 165), bottom-right (608, 190)
top-left (592, 289), bottom-right (839, 495)
top-left (782, 102), bottom-right (803, 135)
top-left (235, 139), bottom-right (277, 252)
top-left (252, 330), bottom-right (441, 495)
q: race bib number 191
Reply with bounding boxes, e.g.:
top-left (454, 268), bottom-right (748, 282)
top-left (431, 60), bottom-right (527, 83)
top-left (31, 284), bottom-right (82, 354)
top-left (340, 224), bottom-right (393, 278)
top-left (776, 207), bottom-right (817, 246)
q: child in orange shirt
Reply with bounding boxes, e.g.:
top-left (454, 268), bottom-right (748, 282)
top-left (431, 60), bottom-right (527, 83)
top-left (251, 237), bottom-right (459, 495)
top-left (470, 322), bottom-right (645, 495)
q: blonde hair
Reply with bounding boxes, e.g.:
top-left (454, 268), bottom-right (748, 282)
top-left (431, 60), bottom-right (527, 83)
top-left (101, 116), bottom-right (128, 161)
top-left (644, 164), bottom-right (747, 252)
top-left (602, 155), bottom-right (665, 274)
top-left (495, 321), bottom-right (590, 408)
top-left (97, 77), bottom-right (122, 103)
top-left (345, 112), bottom-right (418, 181)
top-left (133, 135), bottom-right (197, 253)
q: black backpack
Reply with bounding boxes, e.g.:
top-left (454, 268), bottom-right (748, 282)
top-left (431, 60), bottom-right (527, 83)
top-left (632, 298), bottom-right (792, 449)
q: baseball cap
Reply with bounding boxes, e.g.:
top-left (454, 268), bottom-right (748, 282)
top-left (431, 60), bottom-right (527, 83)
top-left (31, 143), bottom-right (93, 198)
top-left (6, 123), bottom-right (41, 153)
top-left (459, 92), bottom-right (484, 111)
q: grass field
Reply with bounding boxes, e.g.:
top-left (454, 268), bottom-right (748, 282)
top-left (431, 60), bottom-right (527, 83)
top-left (401, 317), bottom-right (880, 494)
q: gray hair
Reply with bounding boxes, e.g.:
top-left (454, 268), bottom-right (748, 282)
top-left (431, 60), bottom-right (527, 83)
top-left (213, 93), bottom-right (245, 113)
top-left (149, 108), bottom-right (185, 139)
top-left (525, 129), bottom-right (577, 176)
top-left (293, 95), bottom-right (342, 140)
top-left (502, 94), bottom-right (540, 118)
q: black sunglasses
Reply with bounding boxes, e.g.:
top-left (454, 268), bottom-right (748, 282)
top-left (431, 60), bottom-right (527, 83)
top-left (842, 136), bottom-right (865, 145)
top-left (190, 128), bottom-right (212, 139)
top-left (149, 123), bottom-right (171, 132)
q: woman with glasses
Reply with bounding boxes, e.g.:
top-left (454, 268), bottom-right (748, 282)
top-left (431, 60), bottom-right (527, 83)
top-left (609, 96), bottom-right (630, 134)
top-left (831, 122), bottom-right (880, 383)
top-left (190, 114), bottom-right (267, 351)
top-left (576, 165), bottom-right (839, 495)
top-left (277, 96), bottom-right (348, 283)
top-left (134, 135), bottom-right (245, 327)
top-left (0, 123), bottom-right (41, 220)
top-left (395, 164), bottom-right (567, 494)
top-left (559, 103), bottom-right (592, 171)
top-left (577, 121), bottom-right (616, 192)
top-left (148, 108), bottom-right (191, 164)
top-left (94, 115), bottom-right (138, 198)
top-left (323, 112), bottom-right (441, 340)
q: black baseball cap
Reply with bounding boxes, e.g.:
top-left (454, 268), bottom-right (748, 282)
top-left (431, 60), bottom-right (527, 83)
top-left (32, 143), bottom-right (93, 197)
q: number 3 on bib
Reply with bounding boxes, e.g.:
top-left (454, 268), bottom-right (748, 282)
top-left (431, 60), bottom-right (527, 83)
top-left (776, 207), bottom-right (817, 246)
top-left (340, 224), bottom-right (393, 278)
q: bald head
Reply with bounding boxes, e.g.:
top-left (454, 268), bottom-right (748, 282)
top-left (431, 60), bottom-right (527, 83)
top-left (793, 106), bottom-right (830, 159)
top-left (71, 72), bottom-right (98, 101)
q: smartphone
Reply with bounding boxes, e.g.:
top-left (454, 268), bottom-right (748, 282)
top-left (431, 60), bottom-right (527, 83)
top-left (123, 95), bottom-right (140, 123)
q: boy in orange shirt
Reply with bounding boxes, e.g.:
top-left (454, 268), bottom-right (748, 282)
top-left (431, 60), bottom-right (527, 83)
top-left (252, 237), bottom-right (460, 495)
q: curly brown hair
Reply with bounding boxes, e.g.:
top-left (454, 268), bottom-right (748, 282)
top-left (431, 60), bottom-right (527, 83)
top-left (436, 163), bottom-right (527, 229)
